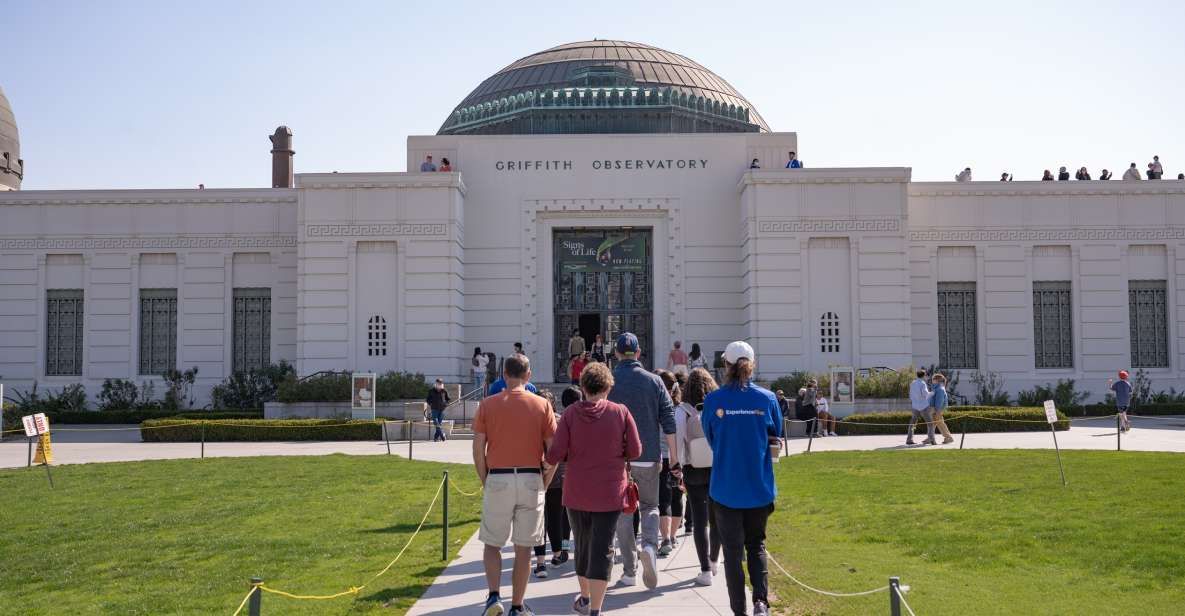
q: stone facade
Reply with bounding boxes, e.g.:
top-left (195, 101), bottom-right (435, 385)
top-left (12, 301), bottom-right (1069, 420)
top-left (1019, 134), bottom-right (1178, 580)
top-left (2, 133), bottom-right (1184, 404)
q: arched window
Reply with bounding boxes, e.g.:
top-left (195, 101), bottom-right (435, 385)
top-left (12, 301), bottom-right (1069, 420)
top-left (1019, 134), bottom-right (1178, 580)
top-left (820, 312), bottom-right (840, 353)
top-left (368, 315), bottom-right (387, 357)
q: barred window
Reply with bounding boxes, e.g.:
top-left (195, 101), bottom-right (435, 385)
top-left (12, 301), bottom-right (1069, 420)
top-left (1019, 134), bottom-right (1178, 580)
top-left (1129, 280), bottom-right (1168, 368)
top-left (820, 312), bottom-right (840, 353)
top-left (1033, 281), bottom-right (1073, 368)
top-left (233, 288), bottom-right (271, 373)
top-left (139, 288), bottom-right (177, 375)
top-left (937, 282), bottom-right (978, 369)
top-left (46, 289), bottom-right (84, 376)
top-left (368, 315), bottom-right (388, 356)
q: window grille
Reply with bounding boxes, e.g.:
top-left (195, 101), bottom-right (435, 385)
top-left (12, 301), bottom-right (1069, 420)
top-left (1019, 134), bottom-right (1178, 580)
top-left (139, 289), bottom-right (177, 374)
top-left (937, 282), bottom-right (978, 369)
top-left (820, 312), bottom-right (840, 353)
top-left (46, 289), bottom-right (84, 376)
top-left (1129, 280), bottom-right (1168, 368)
top-left (1033, 281), bottom-right (1073, 368)
top-left (233, 288), bottom-right (271, 373)
top-left (368, 315), bottom-right (388, 357)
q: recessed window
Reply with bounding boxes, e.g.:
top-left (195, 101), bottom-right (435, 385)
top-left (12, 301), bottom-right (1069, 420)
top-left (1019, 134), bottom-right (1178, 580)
top-left (139, 288), bottom-right (177, 375)
top-left (820, 312), bottom-right (840, 353)
top-left (1033, 281), bottom-right (1073, 368)
top-left (368, 315), bottom-right (388, 357)
top-left (232, 288), bottom-right (271, 372)
top-left (1129, 280), bottom-right (1168, 368)
top-left (937, 282), bottom-right (978, 369)
top-left (46, 289), bottom-right (84, 376)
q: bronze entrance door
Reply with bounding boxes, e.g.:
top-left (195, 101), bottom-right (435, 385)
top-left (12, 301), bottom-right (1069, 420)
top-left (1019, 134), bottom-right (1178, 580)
top-left (553, 229), bottom-right (653, 382)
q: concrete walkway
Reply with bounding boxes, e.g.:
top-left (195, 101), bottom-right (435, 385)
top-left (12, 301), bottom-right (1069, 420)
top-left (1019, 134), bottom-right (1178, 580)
top-left (4, 416), bottom-right (1184, 469)
top-left (408, 531), bottom-right (739, 616)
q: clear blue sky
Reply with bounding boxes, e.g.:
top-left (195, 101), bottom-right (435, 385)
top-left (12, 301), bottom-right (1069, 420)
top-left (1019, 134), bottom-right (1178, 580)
top-left (5, 0), bottom-right (1184, 189)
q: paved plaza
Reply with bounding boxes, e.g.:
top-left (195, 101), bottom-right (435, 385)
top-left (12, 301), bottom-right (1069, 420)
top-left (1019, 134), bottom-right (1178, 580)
top-left (3, 416), bottom-right (1184, 470)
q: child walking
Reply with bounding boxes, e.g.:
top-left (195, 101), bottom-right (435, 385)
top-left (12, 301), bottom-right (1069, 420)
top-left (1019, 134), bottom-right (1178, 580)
top-left (1109, 371), bottom-right (1133, 432)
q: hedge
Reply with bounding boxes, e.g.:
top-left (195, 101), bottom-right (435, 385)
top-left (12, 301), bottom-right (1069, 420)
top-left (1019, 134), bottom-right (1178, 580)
top-left (140, 418), bottom-right (382, 442)
top-left (832, 407), bottom-right (1068, 436)
top-left (275, 371), bottom-right (430, 403)
top-left (3, 408), bottom-right (263, 428)
top-left (1075, 403), bottom-right (1185, 417)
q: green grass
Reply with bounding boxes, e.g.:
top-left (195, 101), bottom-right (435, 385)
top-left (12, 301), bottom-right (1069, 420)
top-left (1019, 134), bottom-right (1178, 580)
top-left (767, 450), bottom-right (1185, 615)
top-left (3, 451), bottom-right (1184, 615)
top-left (0, 455), bottom-right (484, 615)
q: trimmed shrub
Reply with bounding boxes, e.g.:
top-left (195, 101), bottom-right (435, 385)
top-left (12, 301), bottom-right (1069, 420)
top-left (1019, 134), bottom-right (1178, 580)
top-left (4, 408), bottom-right (263, 426)
top-left (1016, 379), bottom-right (1090, 409)
top-left (210, 361), bottom-right (296, 410)
top-left (276, 371), bottom-right (430, 403)
top-left (833, 407), bottom-right (1068, 436)
top-left (1076, 403), bottom-right (1185, 417)
top-left (140, 418), bottom-right (381, 442)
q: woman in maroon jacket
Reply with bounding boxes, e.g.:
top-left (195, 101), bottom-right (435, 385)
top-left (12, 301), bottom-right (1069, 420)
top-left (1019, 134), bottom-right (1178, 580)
top-left (546, 361), bottom-right (642, 616)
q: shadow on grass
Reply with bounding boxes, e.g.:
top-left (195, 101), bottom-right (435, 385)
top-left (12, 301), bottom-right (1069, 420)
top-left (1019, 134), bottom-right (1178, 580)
top-left (362, 517), bottom-right (479, 534)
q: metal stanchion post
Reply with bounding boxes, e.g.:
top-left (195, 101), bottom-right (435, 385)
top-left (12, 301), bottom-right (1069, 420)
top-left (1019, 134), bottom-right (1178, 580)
top-left (1116, 413), bottom-right (1122, 451)
top-left (408, 421), bottom-right (413, 460)
top-left (248, 577), bottom-right (263, 616)
top-left (1050, 423), bottom-right (1067, 486)
top-left (27, 435), bottom-right (33, 468)
top-left (806, 423), bottom-right (814, 453)
top-left (383, 421), bottom-right (391, 455)
top-left (201, 423), bottom-right (206, 459)
top-left (442, 470), bottom-right (449, 561)
top-left (889, 576), bottom-right (901, 616)
top-left (959, 417), bottom-right (966, 450)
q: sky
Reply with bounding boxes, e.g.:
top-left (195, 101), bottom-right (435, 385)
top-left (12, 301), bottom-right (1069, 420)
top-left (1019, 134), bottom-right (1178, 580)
top-left (4, 0), bottom-right (1184, 190)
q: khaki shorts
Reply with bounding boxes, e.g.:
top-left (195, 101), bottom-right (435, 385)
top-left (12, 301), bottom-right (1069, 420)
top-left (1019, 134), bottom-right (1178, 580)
top-left (480, 471), bottom-right (546, 548)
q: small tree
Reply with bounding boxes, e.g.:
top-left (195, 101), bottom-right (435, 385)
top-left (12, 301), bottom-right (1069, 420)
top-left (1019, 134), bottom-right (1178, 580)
top-left (969, 370), bottom-right (1010, 406)
top-left (162, 367), bottom-right (199, 410)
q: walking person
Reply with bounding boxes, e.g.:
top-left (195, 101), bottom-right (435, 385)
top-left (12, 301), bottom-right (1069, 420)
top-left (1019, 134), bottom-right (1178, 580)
top-left (472, 354), bottom-right (558, 616)
top-left (533, 390), bottom-right (571, 577)
top-left (426, 378), bottom-right (451, 442)
top-left (930, 373), bottom-right (955, 444)
top-left (907, 370), bottom-right (936, 445)
top-left (677, 367), bottom-right (722, 586)
top-left (473, 347), bottom-right (490, 398)
top-left (608, 332), bottom-right (678, 590)
top-left (688, 342), bottom-right (709, 371)
top-left (668, 341), bottom-right (690, 377)
top-left (804, 380), bottom-right (821, 436)
top-left (570, 352), bottom-right (589, 385)
top-left (701, 341), bottom-right (782, 616)
top-left (590, 333), bottom-right (608, 363)
top-left (546, 362), bottom-right (642, 616)
top-left (1109, 370), bottom-right (1134, 432)
top-left (655, 370), bottom-right (686, 557)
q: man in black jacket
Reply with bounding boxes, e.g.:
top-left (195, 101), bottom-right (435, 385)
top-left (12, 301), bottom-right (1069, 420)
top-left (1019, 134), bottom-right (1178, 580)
top-left (427, 378), bottom-right (451, 442)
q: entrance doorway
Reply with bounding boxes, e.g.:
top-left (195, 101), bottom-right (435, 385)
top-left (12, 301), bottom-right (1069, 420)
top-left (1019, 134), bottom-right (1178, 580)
top-left (553, 228), bottom-right (653, 381)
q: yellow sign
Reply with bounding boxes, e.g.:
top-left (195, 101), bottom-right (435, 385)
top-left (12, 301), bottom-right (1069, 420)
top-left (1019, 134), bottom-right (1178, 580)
top-left (33, 432), bottom-right (53, 465)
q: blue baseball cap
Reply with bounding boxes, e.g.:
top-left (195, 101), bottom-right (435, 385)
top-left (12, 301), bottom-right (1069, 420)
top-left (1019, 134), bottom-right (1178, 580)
top-left (615, 332), bottom-right (640, 356)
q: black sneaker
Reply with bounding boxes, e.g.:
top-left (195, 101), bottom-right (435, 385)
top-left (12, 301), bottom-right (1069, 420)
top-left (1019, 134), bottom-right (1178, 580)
top-left (550, 550), bottom-right (569, 567)
top-left (533, 563), bottom-right (548, 578)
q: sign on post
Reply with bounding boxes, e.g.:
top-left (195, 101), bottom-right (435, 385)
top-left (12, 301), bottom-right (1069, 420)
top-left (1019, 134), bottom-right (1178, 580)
top-left (1043, 400), bottom-right (1058, 424)
top-left (22, 413), bottom-right (50, 437)
top-left (351, 373), bottom-right (377, 420)
top-left (829, 365), bottom-right (855, 419)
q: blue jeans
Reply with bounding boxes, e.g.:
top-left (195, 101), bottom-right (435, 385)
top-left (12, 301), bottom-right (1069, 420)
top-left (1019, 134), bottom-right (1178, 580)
top-left (431, 409), bottom-right (445, 441)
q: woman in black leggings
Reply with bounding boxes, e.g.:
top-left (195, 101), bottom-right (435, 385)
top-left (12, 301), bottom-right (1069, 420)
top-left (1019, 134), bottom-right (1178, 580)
top-left (534, 388), bottom-right (581, 577)
top-left (676, 367), bottom-right (722, 586)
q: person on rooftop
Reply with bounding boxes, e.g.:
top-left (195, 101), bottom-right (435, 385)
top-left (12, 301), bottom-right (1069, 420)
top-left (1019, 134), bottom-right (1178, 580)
top-left (749, 158), bottom-right (761, 169)
top-left (1000, 172), bottom-right (1013, 181)
top-left (1151, 156), bottom-right (1164, 179)
top-left (1057, 166), bottom-right (1070, 181)
top-left (785, 151), bottom-right (803, 169)
top-left (1042, 170), bottom-right (1055, 181)
top-left (955, 168), bottom-right (972, 182)
top-left (1100, 169), bottom-right (1113, 180)
top-left (1123, 163), bottom-right (1141, 181)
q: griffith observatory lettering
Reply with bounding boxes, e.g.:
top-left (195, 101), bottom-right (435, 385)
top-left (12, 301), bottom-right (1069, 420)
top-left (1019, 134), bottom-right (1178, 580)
top-left (494, 158), bottom-right (709, 171)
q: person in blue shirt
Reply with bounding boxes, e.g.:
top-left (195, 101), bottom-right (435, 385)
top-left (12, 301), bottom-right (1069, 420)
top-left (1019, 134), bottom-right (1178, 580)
top-left (1109, 370), bottom-right (1133, 432)
top-left (784, 151), bottom-right (803, 169)
top-left (929, 373), bottom-right (954, 444)
top-left (700, 340), bottom-right (781, 616)
top-left (487, 377), bottom-right (538, 397)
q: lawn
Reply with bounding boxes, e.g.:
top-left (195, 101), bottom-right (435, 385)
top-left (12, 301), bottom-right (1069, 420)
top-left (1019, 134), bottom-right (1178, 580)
top-left (766, 450), bottom-right (1185, 615)
top-left (2, 451), bottom-right (1184, 615)
top-left (0, 455), bottom-right (485, 615)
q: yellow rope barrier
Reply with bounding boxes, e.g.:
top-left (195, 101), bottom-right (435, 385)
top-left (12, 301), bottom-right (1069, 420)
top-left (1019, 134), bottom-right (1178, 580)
top-left (229, 583), bottom-right (260, 616)
top-left (235, 478), bottom-right (444, 610)
top-left (450, 479), bottom-right (483, 497)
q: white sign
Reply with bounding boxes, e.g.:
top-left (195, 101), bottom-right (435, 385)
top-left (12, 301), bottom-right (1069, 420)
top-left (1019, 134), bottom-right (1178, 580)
top-left (22, 413), bottom-right (50, 436)
top-left (1043, 400), bottom-right (1058, 424)
top-left (351, 373), bottom-right (377, 420)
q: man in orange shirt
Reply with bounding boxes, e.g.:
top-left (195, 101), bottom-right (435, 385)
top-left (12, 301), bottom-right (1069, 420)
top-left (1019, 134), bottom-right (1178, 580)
top-left (472, 353), bottom-right (557, 616)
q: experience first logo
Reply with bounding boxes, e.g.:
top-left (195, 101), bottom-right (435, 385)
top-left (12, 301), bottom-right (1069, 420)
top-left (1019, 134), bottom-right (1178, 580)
top-left (716, 409), bottom-right (766, 418)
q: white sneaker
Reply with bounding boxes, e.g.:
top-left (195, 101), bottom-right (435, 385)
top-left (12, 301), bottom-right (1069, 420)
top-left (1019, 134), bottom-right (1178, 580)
top-left (617, 574), bottom-right (636, 587)
top-left (640, 545), bottom-right (658, 589)
top-left (694, 570), bottom-right (713, 586)
top-left (829, 431), bottom-right (837, 436)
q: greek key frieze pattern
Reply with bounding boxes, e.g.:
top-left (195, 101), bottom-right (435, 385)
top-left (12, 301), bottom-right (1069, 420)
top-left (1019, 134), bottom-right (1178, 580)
top-left (758, 219), bottom-right (901, 234)
top-left (0, 235), bottom-right (296, 250)
top-left (910, 228), bottom-right (1185, 242)
top-left (305, 223), bottom-right (448, 237)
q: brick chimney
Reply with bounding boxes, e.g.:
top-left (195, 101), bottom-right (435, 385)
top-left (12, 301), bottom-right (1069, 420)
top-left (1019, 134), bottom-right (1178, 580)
top-left (269, 126), bottom-right (294, 188)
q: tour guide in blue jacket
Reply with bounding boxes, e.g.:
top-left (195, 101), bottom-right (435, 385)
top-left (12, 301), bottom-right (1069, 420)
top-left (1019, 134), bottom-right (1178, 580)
top-left (701, 340), bottom-right (781, 616)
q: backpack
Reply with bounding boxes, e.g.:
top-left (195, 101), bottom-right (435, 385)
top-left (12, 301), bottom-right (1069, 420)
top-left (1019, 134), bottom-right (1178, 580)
top-left (683, 403), bottom-right (713, 469)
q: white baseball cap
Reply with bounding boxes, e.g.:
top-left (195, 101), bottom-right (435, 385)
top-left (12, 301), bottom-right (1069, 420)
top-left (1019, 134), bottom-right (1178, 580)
top-left (722, 340), bottom-right (755, 364)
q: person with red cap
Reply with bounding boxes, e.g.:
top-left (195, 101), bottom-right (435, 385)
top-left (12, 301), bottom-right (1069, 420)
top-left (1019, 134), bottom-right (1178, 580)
top-left (1108, 370), bottom-right (1133, 432)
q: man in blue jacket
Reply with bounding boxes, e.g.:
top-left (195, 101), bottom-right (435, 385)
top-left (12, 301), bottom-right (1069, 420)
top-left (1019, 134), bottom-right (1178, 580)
top-left (608, 332), bottom-right (678, 590)
top-left (702, 340), bottom-right (782, 616)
